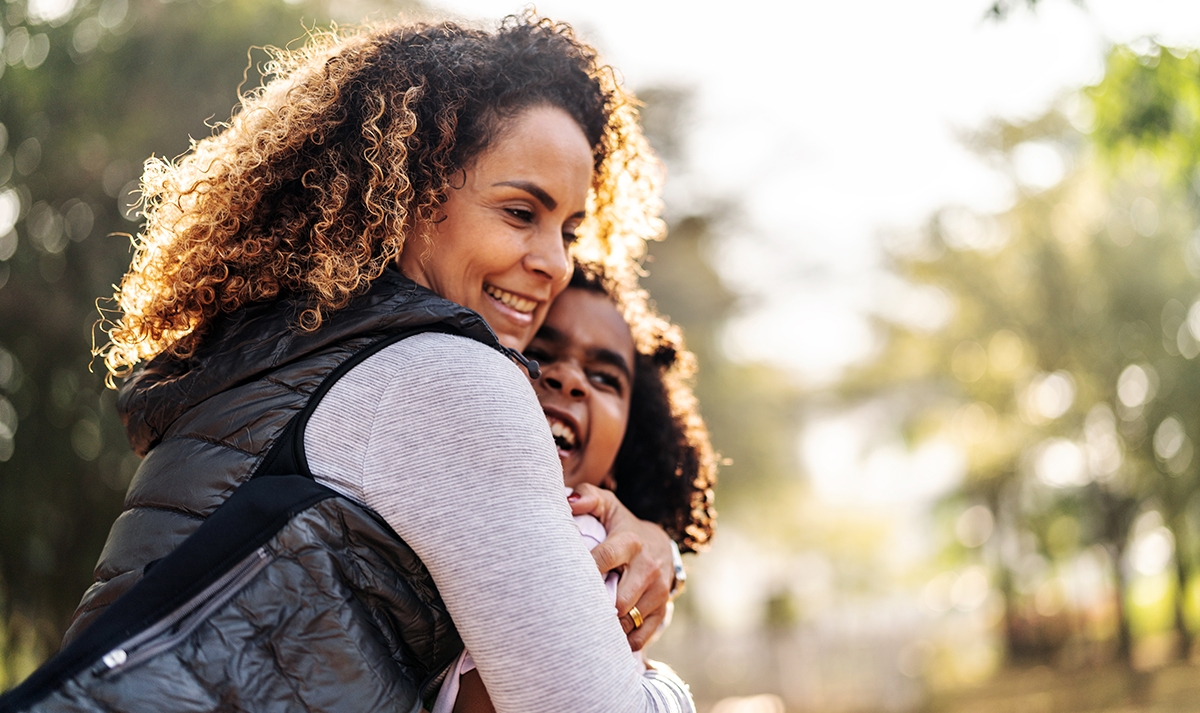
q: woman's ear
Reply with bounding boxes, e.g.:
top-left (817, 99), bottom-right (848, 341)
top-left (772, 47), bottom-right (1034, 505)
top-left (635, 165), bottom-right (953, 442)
top-left (398, 220), bottom-right (439, 276)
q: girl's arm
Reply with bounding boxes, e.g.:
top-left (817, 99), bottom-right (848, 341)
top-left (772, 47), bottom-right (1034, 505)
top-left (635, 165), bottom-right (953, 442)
top-left (453, 670), bottom-right (495, 713)
top-left (306, 333), bottom-right (694, 713)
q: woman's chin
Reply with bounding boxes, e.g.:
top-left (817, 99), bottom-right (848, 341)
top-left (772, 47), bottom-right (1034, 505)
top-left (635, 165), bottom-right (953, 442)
top-left (478, 287), bottom-right (547, 347)
top-left (494, 331), bottom-right (528, 351)
top-left (492, 318), bottom-right (541, 351)
top-left (475, 307), bottom-right (521, 349)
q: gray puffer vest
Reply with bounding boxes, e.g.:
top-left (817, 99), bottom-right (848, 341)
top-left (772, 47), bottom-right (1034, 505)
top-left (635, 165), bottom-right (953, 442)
top-left (1, 270), bottom-right (515, 712)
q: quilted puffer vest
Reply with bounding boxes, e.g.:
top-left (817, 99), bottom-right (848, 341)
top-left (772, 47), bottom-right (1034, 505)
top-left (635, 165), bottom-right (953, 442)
top-left (20, 269), bottom-right (512, 711)
top-left (69, 269), bottom-right (500, 639)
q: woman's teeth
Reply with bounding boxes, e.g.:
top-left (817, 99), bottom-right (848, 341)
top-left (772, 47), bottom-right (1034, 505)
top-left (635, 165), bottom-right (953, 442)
top-left (549, 418), bottom-right (577, 450)
top-left (485, 284), bottom-right (536, 314)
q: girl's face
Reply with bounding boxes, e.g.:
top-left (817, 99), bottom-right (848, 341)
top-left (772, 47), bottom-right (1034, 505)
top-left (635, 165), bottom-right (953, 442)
top-left (399, 105), bottom-right (592, 350)
top-left (525, 287), bottom-right (636, 490)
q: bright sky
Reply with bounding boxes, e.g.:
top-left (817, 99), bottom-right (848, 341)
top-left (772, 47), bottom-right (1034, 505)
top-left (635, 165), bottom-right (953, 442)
top-left (431, 0), bottom-right (1200, 386)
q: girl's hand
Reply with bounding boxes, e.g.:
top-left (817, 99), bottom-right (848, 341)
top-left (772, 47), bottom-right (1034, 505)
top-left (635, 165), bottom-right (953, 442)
top-left (568, 483), bottom-right (673, 651)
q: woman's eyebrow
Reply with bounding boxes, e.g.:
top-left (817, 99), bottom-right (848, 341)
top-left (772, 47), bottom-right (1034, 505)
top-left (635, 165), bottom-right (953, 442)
top-left (494, 180), bottom-right (557, 210)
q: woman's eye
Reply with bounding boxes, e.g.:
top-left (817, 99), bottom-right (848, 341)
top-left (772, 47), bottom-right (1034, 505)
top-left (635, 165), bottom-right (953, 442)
top-left (507, 208), bottom-right (535, 222)
top-left (562, 232), bottom-right (578, 246)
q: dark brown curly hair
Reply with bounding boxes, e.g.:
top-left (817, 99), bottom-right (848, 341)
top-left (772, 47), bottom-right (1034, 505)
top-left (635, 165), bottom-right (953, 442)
top-left (100, 13), bottom-right (663, 380)
top-left (561, 266), bottom-right (717, 553)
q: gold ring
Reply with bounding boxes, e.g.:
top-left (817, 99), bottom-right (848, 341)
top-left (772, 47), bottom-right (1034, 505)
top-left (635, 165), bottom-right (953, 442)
top-left (627, 605), bottom-right (644, 630)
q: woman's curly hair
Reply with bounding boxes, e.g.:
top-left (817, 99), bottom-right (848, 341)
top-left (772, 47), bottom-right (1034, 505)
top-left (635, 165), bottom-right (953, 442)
top-left (99, 13), bottom-right (664, 381)
top-left (565, 266), bottom-right (717, 553)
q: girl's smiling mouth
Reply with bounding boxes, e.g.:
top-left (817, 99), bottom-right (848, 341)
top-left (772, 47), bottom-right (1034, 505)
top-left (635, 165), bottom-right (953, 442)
top-left (544, 409), bottom-right (581, 457)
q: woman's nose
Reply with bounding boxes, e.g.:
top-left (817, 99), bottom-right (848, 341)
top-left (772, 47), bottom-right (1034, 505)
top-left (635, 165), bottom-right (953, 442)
top-left (524, 226), bottom-right (571, 285)
top-left (543, 363), bottom-right (587, 399)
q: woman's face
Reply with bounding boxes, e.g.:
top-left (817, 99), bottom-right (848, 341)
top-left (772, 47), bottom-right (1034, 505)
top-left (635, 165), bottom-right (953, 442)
top-left (525, 287), bottom-right (636, 490)
top-left (400, 105), bottom-right (593, 350)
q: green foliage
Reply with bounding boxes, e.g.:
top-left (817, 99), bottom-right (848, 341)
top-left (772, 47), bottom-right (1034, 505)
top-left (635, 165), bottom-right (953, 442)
top-left (1089, 45), bottom-right (1200, 186)
top-left (838, 40), bottom-right (1200, 665)
top-left (1126, 572), bottom-right (1177, 638)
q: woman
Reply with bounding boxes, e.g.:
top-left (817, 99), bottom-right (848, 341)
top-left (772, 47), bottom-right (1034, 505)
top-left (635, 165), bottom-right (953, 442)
top-left (439, 266), bottom-right (718, 713)
top-left (50, 15), bottom-right (690, 713)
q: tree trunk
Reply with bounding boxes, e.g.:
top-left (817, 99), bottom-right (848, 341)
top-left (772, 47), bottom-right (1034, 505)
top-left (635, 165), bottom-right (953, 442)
top-left (1173, 520), bottom-right (1193, 661)
top-left (1107, 539), bottom-right (1133, 666)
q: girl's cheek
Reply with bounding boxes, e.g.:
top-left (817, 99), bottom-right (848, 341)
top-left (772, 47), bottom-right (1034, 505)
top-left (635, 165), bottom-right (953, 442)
top-left (605, 401), bottom-right (630, 442)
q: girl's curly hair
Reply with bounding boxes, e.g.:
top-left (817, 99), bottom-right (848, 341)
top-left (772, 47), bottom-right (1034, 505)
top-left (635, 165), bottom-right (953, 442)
top-left (566, 266), bottom-right (717, 553)
top-left (99, 13), bottom-right (664, 381)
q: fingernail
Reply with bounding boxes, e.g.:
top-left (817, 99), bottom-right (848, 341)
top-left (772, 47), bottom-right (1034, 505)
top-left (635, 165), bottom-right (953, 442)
top-left (567, 492), bottom-right (581, 502)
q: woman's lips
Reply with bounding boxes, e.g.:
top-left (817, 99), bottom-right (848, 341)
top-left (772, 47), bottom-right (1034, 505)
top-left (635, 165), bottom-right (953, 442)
top-left (484, 284), bottom-right (538, 325)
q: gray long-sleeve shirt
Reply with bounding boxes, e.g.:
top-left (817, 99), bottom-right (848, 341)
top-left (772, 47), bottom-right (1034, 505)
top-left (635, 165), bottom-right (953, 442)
top-left (304, 331), bottom-right (693, 713)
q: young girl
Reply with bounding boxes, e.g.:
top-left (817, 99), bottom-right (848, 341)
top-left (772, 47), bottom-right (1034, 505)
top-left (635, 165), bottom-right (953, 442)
top-left (433, 267), bottom-right (718, 713)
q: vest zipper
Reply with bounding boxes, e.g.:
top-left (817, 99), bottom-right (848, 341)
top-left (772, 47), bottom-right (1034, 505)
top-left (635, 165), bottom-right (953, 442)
top-left (501, 346), bottom-right (540, 379)
top-left (94, 546), bottom-right (275, 677)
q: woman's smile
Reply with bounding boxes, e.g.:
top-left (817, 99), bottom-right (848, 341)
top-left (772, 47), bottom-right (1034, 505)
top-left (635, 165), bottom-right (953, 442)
top-left (484, 283), bottom-right (539, 321)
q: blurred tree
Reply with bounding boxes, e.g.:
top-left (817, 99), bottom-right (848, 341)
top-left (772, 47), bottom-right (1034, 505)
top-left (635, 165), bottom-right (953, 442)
top-left (1086, 42), bottom-right (1200, 665)
top-left (0, 0), bottom-right (418, 688)
top-left (636, 87), bottom-right (805, 525)
top-left (838, 41), bottom-right (1200, 670)
top-left (985, 0), bottom-right (1085, 21)
top-left (1090, 45), bottom-right (1200, 185)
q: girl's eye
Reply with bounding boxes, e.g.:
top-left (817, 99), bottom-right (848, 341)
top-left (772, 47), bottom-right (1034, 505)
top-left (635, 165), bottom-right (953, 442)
top-left (507, 208), bottom-right (535, 223)
top-left (590, 371), bottom-right (622, 393)
top-left (523, 345), bottom-right (552, 363)
top-left (562, 232), bottom-right (578, 246)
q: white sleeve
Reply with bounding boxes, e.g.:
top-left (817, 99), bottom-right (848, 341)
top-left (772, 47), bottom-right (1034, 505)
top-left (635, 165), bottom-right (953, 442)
top-left (305, 332), bottom-right (694, 713)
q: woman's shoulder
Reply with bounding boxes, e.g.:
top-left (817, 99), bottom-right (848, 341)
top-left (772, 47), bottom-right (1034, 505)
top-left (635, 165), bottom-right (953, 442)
top-left (357, 331), bottom-right (524, 388)
top-left (323, 331), bottom-right (540, 432)
top-left (385, 329), bottom-right (506, 359)
top-left (306, 329), bottom-right (550, 486)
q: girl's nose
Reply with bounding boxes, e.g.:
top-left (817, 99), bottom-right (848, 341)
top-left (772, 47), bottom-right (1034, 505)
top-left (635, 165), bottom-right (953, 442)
top-left (543, 363), bottom-right (587, 399)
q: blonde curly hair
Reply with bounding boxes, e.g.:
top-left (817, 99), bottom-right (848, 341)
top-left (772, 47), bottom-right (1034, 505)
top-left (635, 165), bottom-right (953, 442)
top-left (99, 13), bottom-right (664, 382)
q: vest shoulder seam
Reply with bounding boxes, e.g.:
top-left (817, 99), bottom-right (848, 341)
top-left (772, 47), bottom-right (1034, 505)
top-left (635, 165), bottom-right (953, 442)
top-left (120, 503), bottom-right (207, 521)
top-left (169, 432), bottom-right (256, 457)
top-left (263, 375), bottom-right (309, 395)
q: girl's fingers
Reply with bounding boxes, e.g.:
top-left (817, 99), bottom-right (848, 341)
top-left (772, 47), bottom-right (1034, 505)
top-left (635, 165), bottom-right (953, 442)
top-left (590, 529), bottom-right (641, 575)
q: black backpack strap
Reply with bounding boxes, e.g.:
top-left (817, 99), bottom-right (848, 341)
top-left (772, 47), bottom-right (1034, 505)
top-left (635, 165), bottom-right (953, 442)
top-left (0, 475), bottom-right (336, 712)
